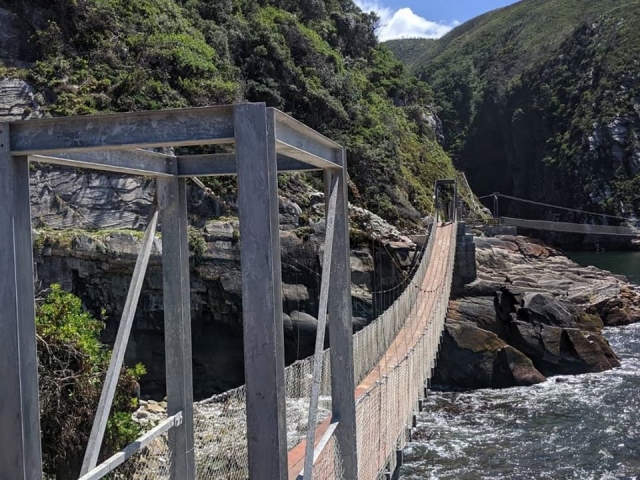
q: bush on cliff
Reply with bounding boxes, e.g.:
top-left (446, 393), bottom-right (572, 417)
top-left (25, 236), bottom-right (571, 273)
top-left (0, 0), bottom-right (464, 225)
top-left (37, 284), bottom-right (145, 480)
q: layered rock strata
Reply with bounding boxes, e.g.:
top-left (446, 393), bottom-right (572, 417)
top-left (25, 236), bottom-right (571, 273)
top-left (435, 235), bottom-right (639, 389)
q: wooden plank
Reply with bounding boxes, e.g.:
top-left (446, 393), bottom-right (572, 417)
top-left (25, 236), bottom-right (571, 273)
top-left (177, 153), bottom-right (323, 177)
top-left (30, 150), bottom-right (174, 177)
top-left (327, 148), bottom-right (358, 480)
top-left (235, 103), bottom-right (288, 480)
top-left (78, 412), bottom-right (183, 480)
top-left (80, 208), bottom-right (160, 475)
top-left (288, 417), bottom-right (333, 480)
top-left (0, 123), bottom-right (43, 480)
top-left (158, 165), bottom-right (196, 480)
top-left (303, 179), bottom-right (339, 480)
top-left (271, 108), bottom-right (342, 148)
top-left (297, 422), bottom-right (340, 480)
top-left (10, 105), bottom-right (234, 155)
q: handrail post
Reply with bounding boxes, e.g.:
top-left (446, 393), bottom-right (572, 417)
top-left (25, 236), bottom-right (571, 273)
top-left (328, 148), bottom-right (358, 479)
top-left (0, 124), bottom-right (43, 480)
top-left (158, 163), bottom-right (196, 480)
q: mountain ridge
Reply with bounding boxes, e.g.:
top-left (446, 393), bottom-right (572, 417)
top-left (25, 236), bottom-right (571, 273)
top-left (386, 0), bottom-right (640, 221)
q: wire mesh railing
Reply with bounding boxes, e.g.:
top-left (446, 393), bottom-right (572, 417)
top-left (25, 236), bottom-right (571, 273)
top-left (288, 222), bottom-right (456, 480)
top-left (354, 223), bottom-right (456, 480)
top-left (191, 346), bottom-right (333, 479)
top-left (95, 220), bottom-right (453, 480)
top-left (193, 387), bottom-right (248, 479)
top-left (353, 220), bottom-right (437, 386)
top-left (102, 434), bottom-right (172, 480)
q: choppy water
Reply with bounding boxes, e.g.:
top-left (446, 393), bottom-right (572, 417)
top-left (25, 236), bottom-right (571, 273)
top-left (401, 252), bottom-right (640, 479)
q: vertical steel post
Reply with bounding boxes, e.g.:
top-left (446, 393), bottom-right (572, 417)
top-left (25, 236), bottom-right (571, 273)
top-left (0, 124), bottom-right (43, 480)
top-left (158, 164), bottom-right (195, 480)
top-left (235, 103), bottom-right (288, 480)
top-left (453, 181), bottom-right (458, 222)
top-left (328, 148), bottom-right (358, 479)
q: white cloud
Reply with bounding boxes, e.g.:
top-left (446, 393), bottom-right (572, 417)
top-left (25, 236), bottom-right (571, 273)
top-left (354, 1), bottom-right (458, 41)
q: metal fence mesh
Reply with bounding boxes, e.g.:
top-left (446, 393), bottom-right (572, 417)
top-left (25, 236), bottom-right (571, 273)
top-left (194, 386), bottom-right (249, 479)
top-left (310, 433), bottom-right (346, 480)
top-left (353, 223), bottom-right (456, 480)
top-left (108, 222), bottom-right (455, 480)
top-left (192, 347), bottom-right (333, 479)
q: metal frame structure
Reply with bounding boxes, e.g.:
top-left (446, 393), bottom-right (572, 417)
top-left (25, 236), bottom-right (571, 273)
top-left (0, 103), bottom-right (357, 480)
top-left (435, 179), bottom-right (458, 223)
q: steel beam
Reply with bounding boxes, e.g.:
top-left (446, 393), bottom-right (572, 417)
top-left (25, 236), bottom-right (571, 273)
top-left (177, 153), bottom-right (325, 177)
top-left (327, 148), bottom-right (358, 479)
top-left (303, 177), bottom-right (339, 480)
top-left (78, 412), bottom-right (183, 480)
top-left (80, 208), bottom-right (160, 475)
top-left (271, 108), bottom-right (341, 165)
top-left (9, 106), bottom-right (234, 155)
top-left (235, 103), bottom-right (288, 480)
top-left (0, 125), bottom-right (43, 480)
top-left (158, 164), bottom-right (195, 480)
top-left (30, 150), bottom-right (174, 177)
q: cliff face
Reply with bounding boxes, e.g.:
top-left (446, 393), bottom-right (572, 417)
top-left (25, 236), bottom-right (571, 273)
top-left (387, 0), bottom-right (640, 221)
top-left (30, 166), bottom-right (417, 399)
top-left (0, 0), bottom-right (447, 399)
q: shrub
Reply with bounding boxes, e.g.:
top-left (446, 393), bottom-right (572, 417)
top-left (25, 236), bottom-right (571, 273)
top-left (37, 284), bottom-right (145, 480)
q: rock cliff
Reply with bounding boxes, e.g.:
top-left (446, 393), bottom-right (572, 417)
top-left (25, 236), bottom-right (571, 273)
top-left (435, 235), bottom-right (640, 389)
top-left (31, 168), bottom-right (416, 399)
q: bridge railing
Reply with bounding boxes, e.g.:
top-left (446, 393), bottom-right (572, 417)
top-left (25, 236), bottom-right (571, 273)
top-left (352, 219), bottom-right (437, 386)
top-left (305, 222), bottom-right (457, 480)
top-left (354, 222), bottom-right (456, 480)
top-left (72, 227), bottom-right (456, 480)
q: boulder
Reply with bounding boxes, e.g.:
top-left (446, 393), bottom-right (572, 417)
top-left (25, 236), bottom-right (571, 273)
top-left (439, 233), bottom-right (636, 390)
top-left (496, 286), bottom-right (620, 376)
top-left (448, 297), bottom-right (502, 335)
top-left (433, 320), bottom-right (545, 389)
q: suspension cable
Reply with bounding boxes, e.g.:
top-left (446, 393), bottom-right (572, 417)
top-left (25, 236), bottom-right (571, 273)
top-left (478, 192), bottom-right (631, 221)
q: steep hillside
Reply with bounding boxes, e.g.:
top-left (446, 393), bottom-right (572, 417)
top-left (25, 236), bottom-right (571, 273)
top-left (383, 38), bottom-right (434, 71)
top-left (387, 0), bottom-right (640, 220)
top-left (0, 0), bottom-right (467, 226)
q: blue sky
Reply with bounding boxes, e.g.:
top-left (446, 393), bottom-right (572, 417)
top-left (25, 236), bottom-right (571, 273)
top-left (354, 0), bottom-right (520, 40)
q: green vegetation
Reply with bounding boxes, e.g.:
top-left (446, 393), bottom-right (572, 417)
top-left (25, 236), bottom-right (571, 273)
top-left (386, 0), bottom-right (640, 218)
top-left (37, 284), bottom-right (145, 480)
top-left (2, 0), bottom-right (467, 225)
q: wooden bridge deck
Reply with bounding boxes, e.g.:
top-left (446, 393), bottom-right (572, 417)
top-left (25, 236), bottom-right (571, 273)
top-left (287, 222), bottom-right (456, 479)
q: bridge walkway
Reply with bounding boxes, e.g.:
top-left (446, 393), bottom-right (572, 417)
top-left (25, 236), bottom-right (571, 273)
top-left (288, 222), bottom-right (457, 479)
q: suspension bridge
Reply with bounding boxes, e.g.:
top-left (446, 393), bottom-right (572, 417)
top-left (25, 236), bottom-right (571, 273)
top-left (477, 192), bottom-right (640, 237)
top-left (1, 103), bottom-right (463, 480)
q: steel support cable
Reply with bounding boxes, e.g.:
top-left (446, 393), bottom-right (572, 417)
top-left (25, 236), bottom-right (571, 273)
top-left (478, 192), bottom-right (631, 221)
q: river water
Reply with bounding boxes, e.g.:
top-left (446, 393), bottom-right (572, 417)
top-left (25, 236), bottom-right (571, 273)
top-left (401, 253), bottom-right (640, 479)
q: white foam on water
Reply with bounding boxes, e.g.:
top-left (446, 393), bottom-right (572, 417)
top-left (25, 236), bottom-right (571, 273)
top-left (401, 324), bottom-right (640, 479)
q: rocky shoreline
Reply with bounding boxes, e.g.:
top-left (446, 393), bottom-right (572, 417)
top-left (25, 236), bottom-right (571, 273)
top-left (434, 235), bottom-right (640, 390)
